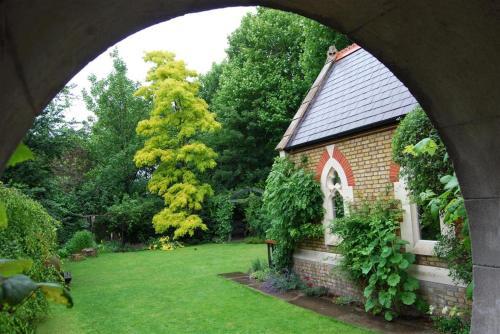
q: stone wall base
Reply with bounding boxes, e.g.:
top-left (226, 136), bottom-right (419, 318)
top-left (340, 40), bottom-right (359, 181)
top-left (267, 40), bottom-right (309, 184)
top-left (293, 250), bottom-right (469, 310)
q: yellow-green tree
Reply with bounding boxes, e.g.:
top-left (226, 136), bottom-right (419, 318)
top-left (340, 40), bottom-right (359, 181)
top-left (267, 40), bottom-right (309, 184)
top-left (134, 51), bottom-right (220, 238)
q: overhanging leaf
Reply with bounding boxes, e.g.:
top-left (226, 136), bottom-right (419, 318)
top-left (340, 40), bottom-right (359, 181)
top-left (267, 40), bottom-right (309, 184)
top-left (2, 274), bottom-right (37, 305)
top-left (413, 137), bottom-right (438, 156)
top-left (0, 202), bottom-right (7, 230)
top-left (7, 143), bottom-right (34, 167)
top-left (443, 174), bottom-right (459, 191)
top-left (0, 259), bottom-right (33, 277)
top-left (37, 283), bottom-right (74, 308)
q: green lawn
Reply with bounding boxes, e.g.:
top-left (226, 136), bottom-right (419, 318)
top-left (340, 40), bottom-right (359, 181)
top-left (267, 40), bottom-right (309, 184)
top-left (38, 243), bottom-right (373, 334)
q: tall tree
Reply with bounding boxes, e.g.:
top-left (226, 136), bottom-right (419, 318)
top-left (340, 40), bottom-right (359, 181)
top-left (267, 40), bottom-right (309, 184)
top-left (1, 86), bottom-right (87, 212)
top-left (201, 8), bottom-right (349, 191)
top-left (81, 49), bottom-right (160, 243)
top-left (82, 49), bottom-right (151, 214)
top-left (134, 51), bottom-right (221, 239)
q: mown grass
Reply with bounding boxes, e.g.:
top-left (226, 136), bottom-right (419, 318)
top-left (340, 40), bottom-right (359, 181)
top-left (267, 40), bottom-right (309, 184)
top-left (38, 243), bottom-right (373, 334)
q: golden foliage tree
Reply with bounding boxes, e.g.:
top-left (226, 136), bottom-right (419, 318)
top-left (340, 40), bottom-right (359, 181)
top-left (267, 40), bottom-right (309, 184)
top-left (134, 51), bottom-right (220, 238)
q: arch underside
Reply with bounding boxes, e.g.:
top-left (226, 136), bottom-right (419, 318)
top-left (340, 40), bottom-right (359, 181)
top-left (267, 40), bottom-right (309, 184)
top-left (1, 1), bottom-right (499, 332)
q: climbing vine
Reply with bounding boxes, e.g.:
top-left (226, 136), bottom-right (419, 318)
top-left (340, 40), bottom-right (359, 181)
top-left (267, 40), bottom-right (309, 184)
top-left (263, 158), bottom-right (324, 270)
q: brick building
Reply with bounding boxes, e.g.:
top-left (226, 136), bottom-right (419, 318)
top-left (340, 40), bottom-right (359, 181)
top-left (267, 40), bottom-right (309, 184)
top-left (276, 44), bottom-right (467, 309)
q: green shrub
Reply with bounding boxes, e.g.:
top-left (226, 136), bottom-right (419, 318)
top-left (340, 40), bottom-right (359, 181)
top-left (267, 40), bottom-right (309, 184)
top-left (303, 286), bottom-right (328, 297)
top-left (261, 269), bottom-right (304, 293)
top-left (148, 236), bottom-right (183, 251)
top-left (430, 305), bottom-right (470, 334)
top-left (207, 193), bottom-right (234, 243)
top-left (332, 199), bottom-right (422, 321)
top-left (333, 295), bottom-right (357, 306)
top-left (63, 230), bottom-right (95, 255)
top-left (249, 258), bottom-right (267, 273)
top-left (250, 269), bottom-right (271, 282)
top-left (394, 111), bottom-right (472, 296)
top-left (244, 194), bottom-right (268, 238)
top-left (243, 236), bottom-right (265, 244)
top-left (0, 185), bottom-right (60, 333)
top-left (263, 158), bottom-right (324, 270)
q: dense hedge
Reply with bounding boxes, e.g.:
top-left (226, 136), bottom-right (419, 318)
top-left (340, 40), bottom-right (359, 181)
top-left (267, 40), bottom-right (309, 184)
top-left (0, 185), bottom-right (60, 333)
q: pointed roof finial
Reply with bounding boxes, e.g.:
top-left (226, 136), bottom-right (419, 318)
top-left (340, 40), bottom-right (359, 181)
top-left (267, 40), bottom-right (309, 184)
top-left (327, 45), bottom-right (338, 62)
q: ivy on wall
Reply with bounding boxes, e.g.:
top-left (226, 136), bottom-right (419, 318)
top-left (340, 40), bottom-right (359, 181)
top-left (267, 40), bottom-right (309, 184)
top-left (263, 158), bottom-right (324, 270)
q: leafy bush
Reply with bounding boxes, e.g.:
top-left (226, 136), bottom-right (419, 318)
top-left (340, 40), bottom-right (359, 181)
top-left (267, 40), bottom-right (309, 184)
top-left (148, 236), bottom-right (183, 251)
top-left (250, 269), bottom-right (271, 282)
top-left (104, 194), bottom-right (160, 244)
top-left (405, 138), bottom-right (472, 294)
top-left (263, 158), bottom-right (324, 269)
top-left (244, 193), bottom-right (268, 238)
top-left (0, 185), bottom-right (60, 333)
top-left (62, 230), bottom-right (95, 255)
top-left (249, 258), bottom-right (267, 273)
top-left (207, 193), bottom-right (235, 243)
top-left (392, 107), bottom-right (454, 239)
top-left (96, 240), bottom-right (146, 253)
top-left (243, 236), bottom-right (265, 244)
top-left (261, 269), bottom-right (304, 293)
top-left (392, 107), bottom-right (454, 199)
top-left (429, 305), bottom-right (470, 334)
top-left (332, 199), bottom-right (422, 321)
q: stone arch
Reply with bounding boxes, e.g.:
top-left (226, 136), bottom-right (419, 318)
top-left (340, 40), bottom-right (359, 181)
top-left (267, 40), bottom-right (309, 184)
top-left (1, 1), bottom-right (500, 331)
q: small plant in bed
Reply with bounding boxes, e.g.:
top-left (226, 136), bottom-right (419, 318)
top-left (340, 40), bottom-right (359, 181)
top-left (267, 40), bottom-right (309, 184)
top-left (303, 286), bottom-right (329, 297)
top-left (248, 258), bottom-right (271, 281)
top-left (261, 269), bottom-right (304, 293)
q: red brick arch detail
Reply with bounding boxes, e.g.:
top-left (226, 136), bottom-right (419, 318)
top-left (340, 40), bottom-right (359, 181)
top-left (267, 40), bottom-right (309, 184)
top-left (315, 149), bottom-right (330, 181)
top-left (332, 147), bottom-right (355, 186)
top-left (315, 147), bottom-right (355, 186)
top-left (389, 162), bottom-right (400, 182)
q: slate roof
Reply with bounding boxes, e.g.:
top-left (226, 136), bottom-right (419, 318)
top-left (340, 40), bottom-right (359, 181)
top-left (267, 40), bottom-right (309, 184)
top-left (280, 45), bottom-right (418, 150)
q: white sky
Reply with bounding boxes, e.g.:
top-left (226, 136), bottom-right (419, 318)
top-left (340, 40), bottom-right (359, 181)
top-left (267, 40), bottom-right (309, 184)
top-left (65, 7), bottom-right (256, 122)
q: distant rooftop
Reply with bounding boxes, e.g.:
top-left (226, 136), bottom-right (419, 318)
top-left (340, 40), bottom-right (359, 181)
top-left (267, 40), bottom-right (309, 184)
top-left (280, 45), bottom-right (418, 150)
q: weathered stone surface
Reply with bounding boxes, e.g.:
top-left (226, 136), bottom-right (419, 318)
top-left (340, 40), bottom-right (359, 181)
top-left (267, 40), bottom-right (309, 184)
top-left (81, 248), bottom-right (98, 257)
top-left (466, 198), bottom-right (500, 268)
top-left (472, 265), bottom-right (500, 333)
top-left (70, 253), bottom-right (86, 262)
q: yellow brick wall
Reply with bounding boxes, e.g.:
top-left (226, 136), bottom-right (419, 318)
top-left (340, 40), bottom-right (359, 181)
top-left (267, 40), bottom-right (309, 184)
top-left (288, 125), bottom-right (396, 202)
